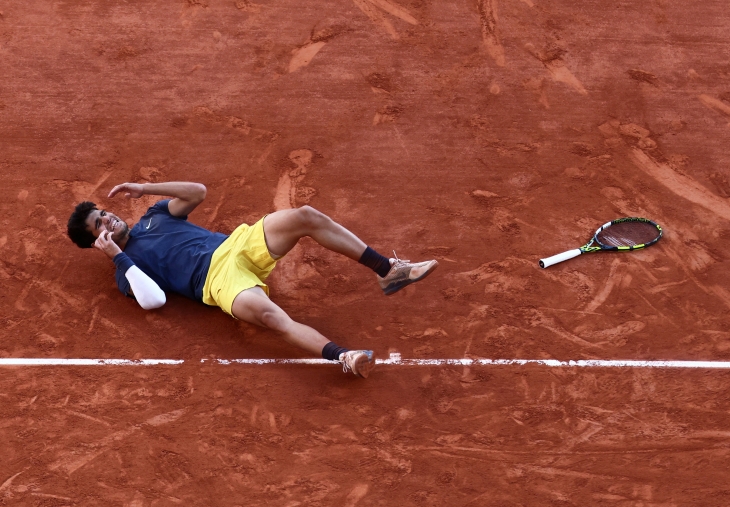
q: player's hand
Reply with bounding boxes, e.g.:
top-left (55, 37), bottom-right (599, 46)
top-left (94, 230), bottom-right (122, 259)
top-left (108, 182), bottom-right (145, 199)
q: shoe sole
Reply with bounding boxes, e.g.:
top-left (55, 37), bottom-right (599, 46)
top-left (382, 261), bottom-right (439, 296)
top-left (352, 353), bottom-right (373, 379)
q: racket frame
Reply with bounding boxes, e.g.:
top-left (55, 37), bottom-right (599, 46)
top-left (591, 217), bottom-right (663, 251)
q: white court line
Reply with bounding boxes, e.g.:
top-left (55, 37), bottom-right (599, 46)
top-left (208, 356), bottom-right (730, 369)
top-left (1, 354), bottom-right (730, 369)
top-left (0, 359), bottom-right (184, 366)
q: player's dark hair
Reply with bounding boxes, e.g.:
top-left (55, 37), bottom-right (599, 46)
top-left (67, 201), bottom-right (98, 248)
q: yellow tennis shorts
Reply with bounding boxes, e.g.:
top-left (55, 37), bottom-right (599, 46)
top-left (202, 216), bottom-right (277, 316)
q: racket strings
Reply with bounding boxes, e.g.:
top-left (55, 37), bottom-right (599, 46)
top-left (596, 221), bottom-right (660, 247)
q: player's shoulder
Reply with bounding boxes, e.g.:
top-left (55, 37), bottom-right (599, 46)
top-left (148, 199), bottom-right (172, 214)
top-left (135, 199), bottom-right (174, 222)
top-left (146, 199), bottom-right (189, 220)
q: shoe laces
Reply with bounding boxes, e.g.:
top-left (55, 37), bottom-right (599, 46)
top-left (392, 250), bottom-right (410, 265)
top-left (341, 352), bottom-right (353, 373)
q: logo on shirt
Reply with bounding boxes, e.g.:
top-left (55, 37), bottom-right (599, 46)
top-left (146, 219), bottom-right (153, 229)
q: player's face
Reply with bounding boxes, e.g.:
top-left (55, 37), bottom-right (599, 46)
top-left (85, 209), bottom-right (130, 244)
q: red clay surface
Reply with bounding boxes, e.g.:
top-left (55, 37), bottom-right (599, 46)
top-left (2, 0), bottom-right (730, 505)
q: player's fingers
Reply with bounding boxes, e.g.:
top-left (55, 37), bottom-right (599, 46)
top-left (109, 183), bottom-right (129, 198)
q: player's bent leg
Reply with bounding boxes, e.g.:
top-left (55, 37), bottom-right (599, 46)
top-left (262, 206), bottom-right (438, 297)
top-left (231, 286), bottom-right (330, 355)
top-left (263, 206), bottom-right (366, 260)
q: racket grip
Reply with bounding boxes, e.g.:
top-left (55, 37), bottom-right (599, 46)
top-left (539, 249), bottom-right (582, 268)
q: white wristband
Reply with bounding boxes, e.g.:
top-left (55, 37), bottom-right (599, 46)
top-left (125, 265), bottom-right (166, 310)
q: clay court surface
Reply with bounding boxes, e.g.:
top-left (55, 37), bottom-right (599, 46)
top-left (2, 0), bottom-right (730, 505)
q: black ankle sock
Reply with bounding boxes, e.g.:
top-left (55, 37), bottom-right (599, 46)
top-left (322, 342), bottom-right (349, 361)
top-left (358, 246), bottom-right (391, 278)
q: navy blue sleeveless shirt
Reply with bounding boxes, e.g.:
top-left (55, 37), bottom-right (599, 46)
top-left (112, 200), bottom-right (228, 301)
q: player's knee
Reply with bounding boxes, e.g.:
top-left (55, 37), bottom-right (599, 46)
top-left (259, 309), bottom-right (290, 332)
top-left (297, 205), bottom-right (329, 231)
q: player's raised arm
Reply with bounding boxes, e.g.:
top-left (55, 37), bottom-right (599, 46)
top-left (108, 182), bottom-right (207, 217)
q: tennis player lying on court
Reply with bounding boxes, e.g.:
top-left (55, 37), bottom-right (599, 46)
top-left (67, 181), bottom-right (438, 378)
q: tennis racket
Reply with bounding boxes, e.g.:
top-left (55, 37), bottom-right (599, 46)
top-left (539, 217), bottom-right (663, 268)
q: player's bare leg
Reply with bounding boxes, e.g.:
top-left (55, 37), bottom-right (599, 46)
top-left (231, 286), bottom-right (373, 377)
top-left (231, 286), bottom-right (329, 354)
top-left (262, 206), bottom-right (439, 295)
top-left (262, 206), bottom-right (366, 260)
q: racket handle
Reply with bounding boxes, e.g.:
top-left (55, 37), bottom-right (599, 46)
top-left (539, 249), bottom-right (582, 268)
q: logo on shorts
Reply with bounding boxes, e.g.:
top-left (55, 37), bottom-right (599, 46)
top-left (146, 219), bottom-right (152, 229)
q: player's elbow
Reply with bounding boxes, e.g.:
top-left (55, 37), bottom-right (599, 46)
top-left (193, 183), bottom-right (207, 202)
top-left (139, 292), bottom-right (166, 310)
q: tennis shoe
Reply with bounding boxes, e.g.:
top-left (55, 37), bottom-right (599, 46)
top-left (378, 252), bottom-right (439, 296)
top-left (339, 350), bottom-right (374, 378)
